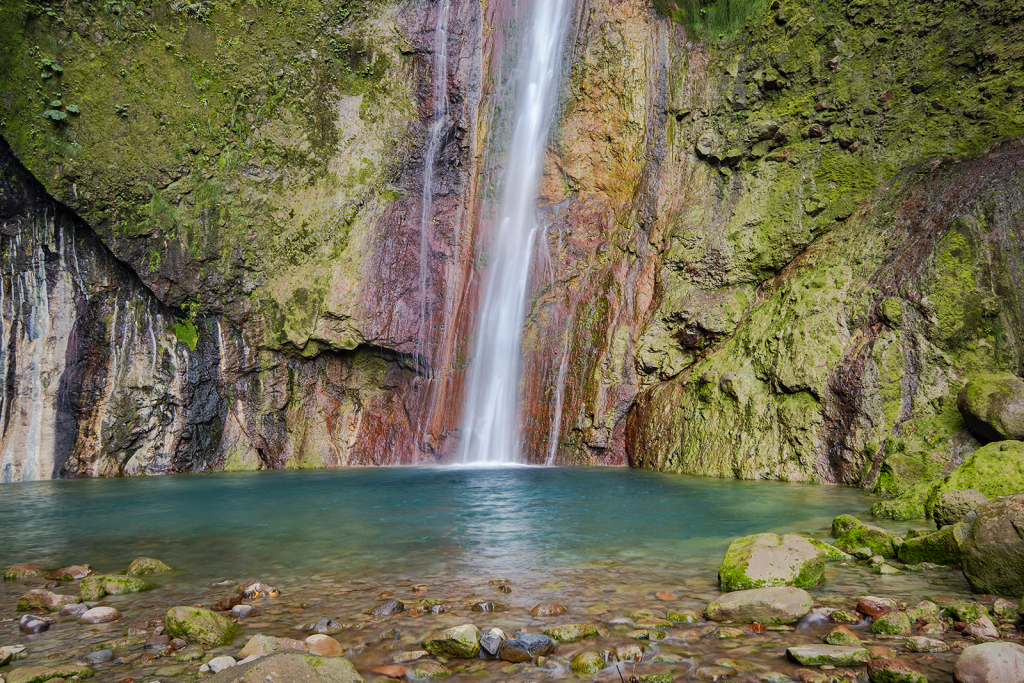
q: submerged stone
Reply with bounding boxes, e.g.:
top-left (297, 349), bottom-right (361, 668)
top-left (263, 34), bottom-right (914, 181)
top-left (79, 575), bottom-right (152, 601)
top-left (124, 557), bottom-right (173, 575)
top-left (372, 599), bottom-right (404, 616)
top-left (570, 651), bottom-right (605, 675)
top-left (4, 565), bottom-right (43, 580)
top-left (543, 623), bottom-right (599, 642)
top-left (5, 664), bottom-right (94, 683)
top-left (45, 565), bottom-right (95, 581)
top-left (786, 645), bottom-right (869, 666)
top-left (530, 602), bottom-right (566, 616)
top-left (704, 587), bottom-right (813, 625)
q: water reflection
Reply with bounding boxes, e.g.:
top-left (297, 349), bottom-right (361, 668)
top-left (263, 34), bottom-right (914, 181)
top-left (0, 468), bottom-right (883, 583)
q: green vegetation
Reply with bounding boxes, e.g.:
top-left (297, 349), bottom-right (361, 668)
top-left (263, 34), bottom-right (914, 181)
top-left (655, 0), bottom-right (769, 37)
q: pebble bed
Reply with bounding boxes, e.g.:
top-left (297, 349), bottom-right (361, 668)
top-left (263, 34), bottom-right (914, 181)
top-left (1, 548), bottom-right (1016, 683)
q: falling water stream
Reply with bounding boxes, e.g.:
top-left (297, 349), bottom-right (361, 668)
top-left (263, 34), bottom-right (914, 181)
top-left (458, 0), bottom-right (573, 464)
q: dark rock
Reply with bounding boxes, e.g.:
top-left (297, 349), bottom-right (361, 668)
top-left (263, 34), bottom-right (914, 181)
top-left (957, 373), bottom-right (1024, 442)
top-left (808, 124), bottom-right (826, 138)
top-left (80, 649), bottom-right (115, 665)
top-left (910, 84), bottom-right (928, 94)
top-left (214, 595), bottom-right (242, 611)
top-left (19, 614), bottom-right (54, 634)
top-left (933, 490), bottom-right (990, 529)
top-left (311, 617), bottom-right (344, 635)
top-left (230, 605), bottom-right (260, 619)
top-left (498, 632), bottom-right (557, 663)
top-left (372, 599), bottom-right (404, 616)
top-left (145, 635), bottom-right (171, 650)
top-left (480, 628), bottom-right (506, 656)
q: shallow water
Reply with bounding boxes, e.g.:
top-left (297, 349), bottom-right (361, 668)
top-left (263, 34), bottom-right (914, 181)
top-left (0, 468), bottom-right (984, 682)
top-left (2, 466), bottom-right (890, 580)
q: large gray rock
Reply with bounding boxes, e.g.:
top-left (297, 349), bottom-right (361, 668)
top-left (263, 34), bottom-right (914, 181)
top-left (717, 533), bottom-right (826, 591)
top-left (207, 651), bottom-right (364, 683)
top-left (958, 373), bottom-right (1024, 442)
top-left (497, 632), bottom-right (556, 663)
top-left (422, 624), bottom-right (480, 659)
top-left (958, 493), bottom-right (1024, 595)
top-left (703, 587), bottom-right (813, 625)
top-left (954, 642), bottom-right (1024, 683)
top-left (933, 489), bottom-right (990, 528)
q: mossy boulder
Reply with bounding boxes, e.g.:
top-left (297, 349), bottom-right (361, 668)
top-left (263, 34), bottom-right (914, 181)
top-left (871, 611), bottom-right (912, 636)
top-left (542, 624), bottom-right (599, 643)
top-left (79, 575), bottom-right (153, 601)
top-left (896, 525), bottom-right (961, 566)
top-left (124, 557), bottom-right (172, 575)
top-left (945, 601), bottom-right (990, 624)
top-left (165, 606), bottom-right (239, 647)
top-left (422, 624), bottom-right (481, 659)
top-left (570, 651), bottom-right (606, 675)
top-left (5, 663), bottom-right (94, 683)
top-left (206, 651), bottom-right (364, 683)
top-left (958, 493), bottom-right (1024, 595)
top-left (718, 533), bottom-right (826, 591)
top-left (932, 490), bottom-right (990, 528)
top-left (834, 525), bottom-right (897, 558)
top-left (824, 625), bottom-right (861, 646)
top-left (957, 373), bottom-right (1024, 442)
top-left (832, 515), bottom-right (863, 538)
top-left (807, 539), bottom-right (853, 561)
top-left (4, 565), bottom-right (43, 580)
top-left (16, 589), bottom-right (79, 612)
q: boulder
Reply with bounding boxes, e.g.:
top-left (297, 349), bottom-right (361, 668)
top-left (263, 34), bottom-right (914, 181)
top-left (958, 493), bottom-right (1024, 595)
top-left (717, 533), bottom-right (826, 591)
top-left (834, 524), bottom-right (897, 558)
top-left (857, 596), bottom-right (899, 619)
top-left (206, 651), bottom-right (364, 683)
top-left (165, 606), bottom-right (239, 647)
top-left (897, 525), bottom-right (961, 565)
top-left (79, 575), bottom-right (152, 601)
top-left (946, 601), bottom-right (990, 623)
top-left (497, 633), bottom-right (556, 663)
top-left (871, 611), bottom-right (912, 635)
top-left (407, 661), bottom-right (449, 679)
top-left (806, 539), bottom-right (853, 561)
top-left (422, 624), bottom-right (480, 658)
top-left (823, 626), bottom-right (861, 646)
top-left (786, 645), bottom-right (869, 666)
top-left (45, 565), bottom-right (95, 581)
top-left (954, 642), bottom-right (1024, 683)
top-left (905, 636), bottom-right (949, 653)
top-left (4, 565), bottom-right (43, 580)
top-left (832, 515), bottom-right (863, 537)
top-left (933, 490), bottom-right (990, 528)
top-left (867, 658), bottom-right (928, 683)
top-left (542, 624), bottom-right (599, 642)
top-left (964, 617), bottom-right (1000, 640)
top-left (703, 587), bottom-right (813, 625)
top-left (570, 651), bottom-right (605, 675)
top-left (16, 589), bottom-right (78, 612)
top-left (124, 557), bottom-right (173, 575)
top-left (957, 373), bottom-right (1024, 442)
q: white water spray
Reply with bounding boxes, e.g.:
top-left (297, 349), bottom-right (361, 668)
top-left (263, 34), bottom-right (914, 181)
top-left (458, 0), bottom-right (573, 464)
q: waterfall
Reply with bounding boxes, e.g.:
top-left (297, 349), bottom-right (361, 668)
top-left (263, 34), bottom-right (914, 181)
top-left (458, 0), bottom-right (573, 464)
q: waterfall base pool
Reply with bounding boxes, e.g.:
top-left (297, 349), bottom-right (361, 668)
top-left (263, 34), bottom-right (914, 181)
top-left (0, 468), bottom-right (981, 682)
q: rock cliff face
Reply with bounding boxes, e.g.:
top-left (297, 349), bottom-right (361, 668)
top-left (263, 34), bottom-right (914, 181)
top-left (0, 0), bottom-right (1022, 481)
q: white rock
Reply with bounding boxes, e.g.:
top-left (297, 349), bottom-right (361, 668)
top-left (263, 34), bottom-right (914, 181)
top-left (208, 656), bottom-right (237, 673)
top-left (79, 606), bottom-right (121, 624)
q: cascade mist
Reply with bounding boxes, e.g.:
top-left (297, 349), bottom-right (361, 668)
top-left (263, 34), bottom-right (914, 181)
top-left (457, 0), bottom-right (574, 464)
